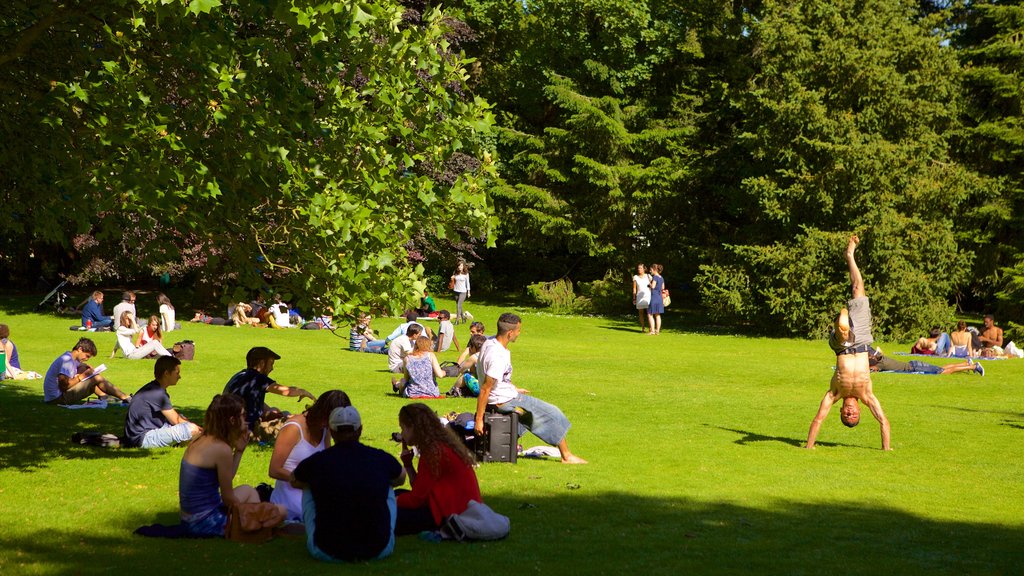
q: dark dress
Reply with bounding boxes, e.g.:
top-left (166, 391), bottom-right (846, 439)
top-left (648, 275), bottom-right (665, 314)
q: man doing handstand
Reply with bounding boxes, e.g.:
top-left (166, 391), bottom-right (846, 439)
top-left (806, 236), bottom-right (892, 451)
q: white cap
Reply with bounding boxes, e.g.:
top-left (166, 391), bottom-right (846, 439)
top-left (329, 406), bottom-right (361, 431)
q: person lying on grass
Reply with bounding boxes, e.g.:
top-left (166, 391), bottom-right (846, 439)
top-left (806, 236), bottom-right (891, 451)
top-left (868, 347), bottom-right (984, 376)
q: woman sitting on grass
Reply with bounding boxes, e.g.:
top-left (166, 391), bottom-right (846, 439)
top-left (179, 394), bottom-right (280, 537)
top-left (401, 336), bottom-right (444, 398)
top-left (232, 302), bottom-right (260, 327)
top-left (268, 390), bottom-right (351, 523)
top-left (116, 312), bottom-right (171, 359)
top-left (136, 315), bottom-right (163, 349)
top-left (446, 334), bottom-right (485, 398)
top-left (395, 403), bottom-right (481, 535)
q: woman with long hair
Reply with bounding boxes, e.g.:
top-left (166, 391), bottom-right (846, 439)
top-left (950, 320), bottom-right (975, 358)
top-left (402, 336), bottom-right (444, 398)
top-left (116, 311), bottom-right (171, 359)
top-left (179, 394), bottom-right (281, 536)
top-left (268, 390), bottom-right (352, 522)
top-left (136, 315), bottom-right (163, 348)
top-left (450, 261), bottom-right (471, 324)
top-left (395, 403), bottom-right (480, 535)
top-left (158, 293), bottom-right (176, 333)
top-left (647, 263), bottom-right (665, 335)
top-left (632, 263), bottom-right (652, 333)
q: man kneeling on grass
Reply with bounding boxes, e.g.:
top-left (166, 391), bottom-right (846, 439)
top-left (124, 356), bottom-right (201, 448)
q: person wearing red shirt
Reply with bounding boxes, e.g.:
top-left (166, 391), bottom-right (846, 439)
top-left (395, 403), bottom-right (481, 535)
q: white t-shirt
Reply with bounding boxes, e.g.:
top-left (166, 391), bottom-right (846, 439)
top-left (272, 304), bottom-right (292, 327)
top-left (116, 326), bottom-right (141, 356)
top-left (159, 304), bottom-right (176, 332)
top-left (476, 338), bottom-right (516, 405)
top-left (437, 320), bottom-right (455, 352)
top-left (112, 302), bottom-right (138, 329)
top-left (388, 335), bottom-right (414, 372)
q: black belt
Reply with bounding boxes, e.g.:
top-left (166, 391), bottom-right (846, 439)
top-left (837, 343), bottom-right (871, 356)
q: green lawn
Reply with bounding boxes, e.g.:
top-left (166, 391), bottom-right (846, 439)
top-left (1, 295), bottom-right (1021, 575)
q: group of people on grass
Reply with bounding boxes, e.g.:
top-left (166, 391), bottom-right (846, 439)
top-left (18, 306), bottom-right (585, 561)
top-left (807, 236), bottom-right (1005, 452)
top-left (910, 316), bottom-right (1011, 358)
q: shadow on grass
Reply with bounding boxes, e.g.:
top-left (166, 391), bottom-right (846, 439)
top-left (0, 380), bottom-right (158, 470)
top-left (926, 404), bottom-right (1024, 419)
top-left (3, 493), bottom-right (1021, 575)
top-left (710, 425), bottom-right (861, 449)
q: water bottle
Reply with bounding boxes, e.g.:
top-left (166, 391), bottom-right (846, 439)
top-left (86, 319), bottom-right (92, 330)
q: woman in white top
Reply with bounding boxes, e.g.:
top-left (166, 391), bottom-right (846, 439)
top-left (632, 263), bottom-right (652, 333)
top-left (158, 293), bottom-right (176, 333)
top-left (268, 390), bottom-right (351, 522)
top-left (451, 261), bottom-right (471, 324)
top-left (116, 312), bottom-right (172, 359)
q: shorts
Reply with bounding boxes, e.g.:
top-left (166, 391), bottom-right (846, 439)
top-left (182, 506), bottom-right (228, 538)
top-left (829, 296), bottom-right (873, 354)
top-left (141, 422), bottom-right (195, 448)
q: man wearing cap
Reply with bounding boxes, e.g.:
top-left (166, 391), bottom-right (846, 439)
top-left (806, 236), bottom-right (891, 451)
top-left (223, 346), bottom-right (316, 432)
top-left (291, 406), bottom-right (406, 562)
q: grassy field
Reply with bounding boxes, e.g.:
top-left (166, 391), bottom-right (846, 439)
top-left (0, 294), bottom-right (1021, 575)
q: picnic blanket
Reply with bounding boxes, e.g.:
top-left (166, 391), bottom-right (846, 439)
top-left (894, 352), bottom-right (1005, 360)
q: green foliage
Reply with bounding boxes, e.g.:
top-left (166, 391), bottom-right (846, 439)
top-left (526, 278), bottom-right (590, 314)
top-left (5, 0), bottom-right (496, 314)
top-left (694, 0), bottom-right (978, 338)
top-left (577, 269), bottom-right (629, 315)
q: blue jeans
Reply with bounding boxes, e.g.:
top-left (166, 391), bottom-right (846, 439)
top-left (302, 489), bottom-right (396, 562)
top-left (934, 333), bottom-right (951, 355)
top-left (364, 340), bottom-right (386, 354)
top-left (495, 394), bottom-right (571, 446)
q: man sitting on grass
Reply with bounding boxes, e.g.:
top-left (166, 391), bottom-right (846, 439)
top-left (806, 236), bottom-right (891, 451)
top-left (223, 346), bottom-right (316, 432)
top-left (43, 337), bottom-right (131, 405)
top-left (123, 356), bottom-right (201, 448)
top-left (290, 405), bottom-right (405, 562)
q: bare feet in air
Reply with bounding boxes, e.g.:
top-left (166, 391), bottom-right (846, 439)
top-left (845, 235), bottom-right (859, 259)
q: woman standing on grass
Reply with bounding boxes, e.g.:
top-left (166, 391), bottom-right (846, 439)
top-left (268, 390), bottom-right (351, 522)
top-left (632, 263), bottom-right (652, 333)
top-left (647, 264), bottom-right (665, 335)
top-left (402, 336), bottom-right (445, 398)
top-left (179, 395), bottom-right (280, 537)
top-left (395, 403), bottom-right (481, 535)
top-left (451, 261), bottom-right (471, 324)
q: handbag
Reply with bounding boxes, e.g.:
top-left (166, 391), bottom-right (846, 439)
top-left (225, 502), bottom-right (285, 543)
top-left (661, 289), bottom-right (671, 308)
top-left (449, 276), bottom-right (456, 290)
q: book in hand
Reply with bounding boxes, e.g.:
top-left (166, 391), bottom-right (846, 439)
top-left (82, 364), bottom-right (107, 381)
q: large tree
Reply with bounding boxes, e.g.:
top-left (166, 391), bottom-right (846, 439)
top-left (2, 0), bottom-right (495, 313)
top-left (694, 0), bottom-right (983, 338)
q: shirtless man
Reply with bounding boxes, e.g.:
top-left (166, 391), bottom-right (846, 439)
top-left (978, 315), bottom-right (1004, 351)
top-left (806, 236), bottom-right (891, 451)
